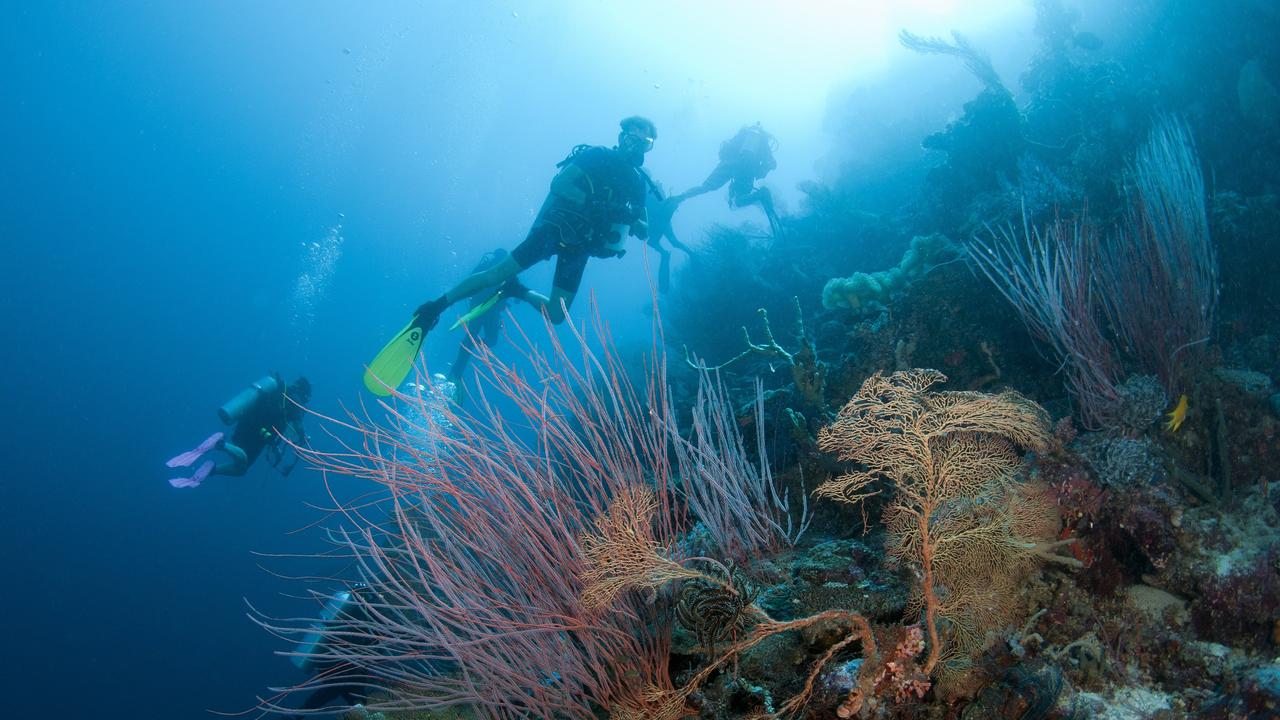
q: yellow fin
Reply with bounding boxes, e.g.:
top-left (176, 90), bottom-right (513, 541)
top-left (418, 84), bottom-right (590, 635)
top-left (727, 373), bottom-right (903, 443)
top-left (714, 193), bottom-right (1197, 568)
top-left (363, 319), bottom-right (426, 396)
top-left (450, 291), bottom-right (503, 331)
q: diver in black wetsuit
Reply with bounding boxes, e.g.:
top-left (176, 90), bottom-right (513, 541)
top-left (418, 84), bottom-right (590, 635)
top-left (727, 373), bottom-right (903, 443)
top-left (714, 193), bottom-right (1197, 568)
top-left (673, 122), bottom-right (781, 236)
top-left (411, 116), bottom-right (658, 331)
top-left (166, 375), bottom-right (311, 488)
top-left (644, 180), bottom-right (694, 293)
top-left (287, 585), bottom-right (377, 716)
top-left (448, 248), bottom-right (511, 384)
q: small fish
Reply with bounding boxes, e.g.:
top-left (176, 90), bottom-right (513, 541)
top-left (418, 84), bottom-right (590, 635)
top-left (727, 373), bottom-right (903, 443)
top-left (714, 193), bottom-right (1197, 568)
top-left (1165, 394), bottom-right (1189, 432)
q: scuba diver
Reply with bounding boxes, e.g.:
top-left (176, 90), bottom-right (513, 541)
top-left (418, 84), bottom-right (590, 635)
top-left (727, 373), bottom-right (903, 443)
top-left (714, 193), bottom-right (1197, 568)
top-left (363, 116), bottom-right (658, 395)
top-left (644, 180), bottom-right (693, 293)
top-left (166, 374), bottom-right (311, 488)
top-left (287, 584), bottom-right (378, 715)
top-left (446, 248), bottom-right (514, 401)
top-left (673, 122), bottom-right (782, 236)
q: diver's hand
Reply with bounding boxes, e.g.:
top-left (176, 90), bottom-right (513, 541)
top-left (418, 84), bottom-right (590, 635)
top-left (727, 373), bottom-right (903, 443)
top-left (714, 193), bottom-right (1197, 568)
top-left (629, 220), bottom-right (649, 241)
top-left (658, 196), bottom-right (683, 214)
top-left (413, 297), bottom-right (449, 331)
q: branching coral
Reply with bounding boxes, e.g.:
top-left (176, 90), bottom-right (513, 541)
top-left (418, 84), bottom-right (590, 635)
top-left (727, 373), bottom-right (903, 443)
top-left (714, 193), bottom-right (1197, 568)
top-left (969, 116), bottom-right (1219, 426)
top-left (580, 486), bottom-right (707, 610)
top-left (684, 297), bottom-right (828, 409)
top-left (815, 370), bottom-right (1076, 681)
top-left (254, 310), bottom-right (686, 719)
top-left (899, 30), bottom-right (1006, 95)
top-left (673, 371), bottom-right (810, 567)
top-left (580, 491), bottom-right (878, 720)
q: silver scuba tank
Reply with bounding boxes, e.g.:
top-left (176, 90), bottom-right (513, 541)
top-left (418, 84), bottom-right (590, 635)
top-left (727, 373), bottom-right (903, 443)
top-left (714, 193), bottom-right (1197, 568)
top-left (217, 375), bottom-right (280, 425)
top-left (290, 589), bottom-right (355, 672)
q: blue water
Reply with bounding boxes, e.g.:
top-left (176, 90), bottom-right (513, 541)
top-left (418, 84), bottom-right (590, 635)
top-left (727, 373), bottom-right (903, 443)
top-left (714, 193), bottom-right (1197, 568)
top-left (1, 2), bottom-right (1084, 716)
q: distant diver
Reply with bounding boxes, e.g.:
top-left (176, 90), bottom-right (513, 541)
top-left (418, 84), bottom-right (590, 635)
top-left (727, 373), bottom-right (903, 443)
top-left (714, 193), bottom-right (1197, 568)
top-left (674, 122), bottom-right (782, 236)
top-left (166, 374), bottom-right (311, 488)
top-left (645, 179), bottom-right (694, 293)
top-left (364, 116), bottom-right (658, 395)
top-left (446, 248), bottom-right (515, 400)
top-left (286, 584), bottom-right (378, 715)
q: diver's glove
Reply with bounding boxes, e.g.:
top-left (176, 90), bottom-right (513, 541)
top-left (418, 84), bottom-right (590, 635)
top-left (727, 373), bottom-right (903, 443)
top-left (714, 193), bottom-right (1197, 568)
top-left (414, 296), bottom-right (450, 331)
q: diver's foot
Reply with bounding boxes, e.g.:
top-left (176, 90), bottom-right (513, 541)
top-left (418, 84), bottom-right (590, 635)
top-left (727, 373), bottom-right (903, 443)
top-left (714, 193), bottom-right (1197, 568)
top-left (166, 432), bottom-right (224, 468)
top-left (414, 297), bottom-right (449, 332)
top-left (169, 460), bottom-right (214, 488)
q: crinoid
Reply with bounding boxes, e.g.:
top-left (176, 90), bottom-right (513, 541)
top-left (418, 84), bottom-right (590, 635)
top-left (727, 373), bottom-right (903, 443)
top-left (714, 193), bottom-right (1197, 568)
top-left (676, 562), bottom-right (761, 654)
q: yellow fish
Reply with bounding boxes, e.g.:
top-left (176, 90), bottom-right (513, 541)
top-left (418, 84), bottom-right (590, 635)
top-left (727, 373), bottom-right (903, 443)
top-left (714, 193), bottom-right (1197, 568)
top-left (1165, 394), bottom-right (1189, 432)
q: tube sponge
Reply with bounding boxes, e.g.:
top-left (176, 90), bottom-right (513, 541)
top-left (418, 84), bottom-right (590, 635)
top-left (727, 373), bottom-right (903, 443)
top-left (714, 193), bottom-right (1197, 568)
top-left (821, 234), bottom-right (957, 315)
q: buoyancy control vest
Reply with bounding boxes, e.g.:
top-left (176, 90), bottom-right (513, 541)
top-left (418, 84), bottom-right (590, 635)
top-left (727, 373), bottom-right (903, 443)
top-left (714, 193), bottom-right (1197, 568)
top-left (554, 145), bottom-right (649, 224)
top-left (719, 125), bottom-right (778, 175)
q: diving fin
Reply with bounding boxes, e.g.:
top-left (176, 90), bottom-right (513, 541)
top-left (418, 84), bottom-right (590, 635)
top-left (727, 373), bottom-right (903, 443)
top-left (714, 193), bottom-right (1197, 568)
top-left (449, 291), bottom-right (504, 331)
top-left (363, 318), bottom-right (427, 396)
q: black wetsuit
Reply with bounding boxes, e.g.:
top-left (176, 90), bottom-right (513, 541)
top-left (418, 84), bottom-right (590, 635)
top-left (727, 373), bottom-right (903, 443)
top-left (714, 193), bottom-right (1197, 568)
top-left (645, 190), bottom-right (691, 293)
top-left (451, 252), bottom-right (509, 381)
top-left (510, 145), bottom-right (648, 293)
top-left (708, 128), bottom-right (777, 206)
top-left (217, 381), bottom-right (303, 476)
top-left (294, 594), bottom-right (377, 714)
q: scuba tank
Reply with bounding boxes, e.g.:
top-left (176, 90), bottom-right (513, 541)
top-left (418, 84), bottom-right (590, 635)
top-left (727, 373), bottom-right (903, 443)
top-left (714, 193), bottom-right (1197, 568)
top-left (290, 588), bottom-right (356, 672)
top-left (739, 126), bottom-right (768, 157)
top-left (217, 375), bottom-right (280, 425)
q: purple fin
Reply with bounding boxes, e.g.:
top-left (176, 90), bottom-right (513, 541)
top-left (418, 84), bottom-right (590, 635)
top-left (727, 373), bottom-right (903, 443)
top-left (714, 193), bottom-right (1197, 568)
top-left (169, 460), bottom-right (214, 489)
top-left (166, 432), bottom-right (224, 468)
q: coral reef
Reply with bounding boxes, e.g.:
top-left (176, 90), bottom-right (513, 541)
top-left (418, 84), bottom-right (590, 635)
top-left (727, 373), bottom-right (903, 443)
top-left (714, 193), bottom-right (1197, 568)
top-left (265, 2), bottom-right (1280, 718)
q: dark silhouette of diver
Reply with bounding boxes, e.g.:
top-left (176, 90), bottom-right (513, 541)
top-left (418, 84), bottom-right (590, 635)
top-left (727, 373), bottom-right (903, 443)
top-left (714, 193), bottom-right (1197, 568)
top-left (645, 180), bottom-right (694, 293)
top-left (411, 116), bottom-right (658, 332)
top-left (673, 122), bottom-right (782, 236)
top-left (166, 374), bottom-right (311, 488)
top-left (285, 585), bottom-right (378, 716)
top-left (447, 248), bottom-right (513, 399)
